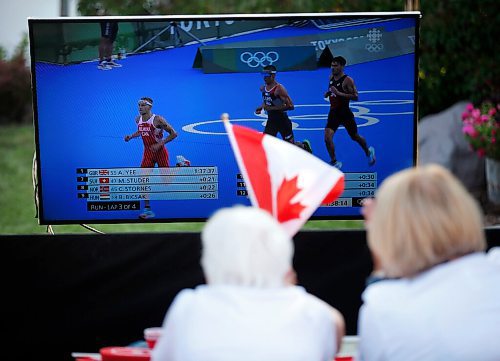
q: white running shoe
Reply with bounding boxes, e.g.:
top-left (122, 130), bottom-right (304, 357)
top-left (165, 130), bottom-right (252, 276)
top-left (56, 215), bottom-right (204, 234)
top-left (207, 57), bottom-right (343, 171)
top-left (97, 61), bottom-right (112, 70)
top-left (139, 208), bottom-right (155, 219)
top-left (330, 160), bottom-right (343, 170)
top-left (105, 60), bottom-right (122, 68)
top-left (368, 146), bottom-right (376, 166)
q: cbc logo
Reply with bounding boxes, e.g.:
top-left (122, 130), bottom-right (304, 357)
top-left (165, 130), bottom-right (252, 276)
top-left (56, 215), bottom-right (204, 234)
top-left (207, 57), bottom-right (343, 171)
top-left (365, 28), bottom-right (384, 53)
top-left (240, 51), bottom-right (279, 68)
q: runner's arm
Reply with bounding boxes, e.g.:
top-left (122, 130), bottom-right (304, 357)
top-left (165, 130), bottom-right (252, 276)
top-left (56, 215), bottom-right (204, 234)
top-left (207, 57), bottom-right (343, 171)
top-left (124, 117), bottom-right (141, 141)
top-left (279, 84), bottom-right (294, 110)
top-left (264, 84), bottom-right (294, 111)
top-left (331, 76), bottom-right (358, 101)
top-left (155, 116), bottom-right (178, 145)
top-left (256, 85), bottom-right (265, 114)
top-left (325, 76), bottom-right (333, 98)
top-left (124, 131), bottom-right (140, 141)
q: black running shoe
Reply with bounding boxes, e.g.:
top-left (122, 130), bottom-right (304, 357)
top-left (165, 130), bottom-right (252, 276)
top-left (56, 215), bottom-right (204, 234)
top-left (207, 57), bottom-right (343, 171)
top-left (302, 139), bottom-right (313, 154)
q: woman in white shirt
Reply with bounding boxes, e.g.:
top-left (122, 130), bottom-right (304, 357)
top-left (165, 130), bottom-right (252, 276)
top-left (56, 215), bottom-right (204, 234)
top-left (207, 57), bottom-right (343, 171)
top-left (152, 206), bottom-right (345, 361)
top-left (358, 164), bottom-right (500, 361)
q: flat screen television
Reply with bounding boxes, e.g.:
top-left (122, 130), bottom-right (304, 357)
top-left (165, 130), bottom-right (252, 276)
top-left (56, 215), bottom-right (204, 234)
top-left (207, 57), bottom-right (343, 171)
top-left (29, 12), bottom-right (420, 224)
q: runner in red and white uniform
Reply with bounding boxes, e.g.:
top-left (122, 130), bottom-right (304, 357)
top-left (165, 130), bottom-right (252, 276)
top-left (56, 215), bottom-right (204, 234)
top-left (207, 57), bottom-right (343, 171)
top-left (124, 97), bottom-right (177, 219)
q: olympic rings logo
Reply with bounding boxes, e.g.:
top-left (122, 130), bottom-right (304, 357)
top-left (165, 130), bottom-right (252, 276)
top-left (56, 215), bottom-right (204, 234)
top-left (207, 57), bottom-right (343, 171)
top-left (240, 51), bottom-right (279, 68)
top-left (365, 43), bottom-right (384, 52)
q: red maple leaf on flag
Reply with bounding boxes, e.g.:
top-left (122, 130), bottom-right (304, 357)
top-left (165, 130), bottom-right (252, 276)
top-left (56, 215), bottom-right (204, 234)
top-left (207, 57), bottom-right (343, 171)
top-left (277, 175), bottom-right (306, 223)
top-left (225, 121), bottom-right (345, 236)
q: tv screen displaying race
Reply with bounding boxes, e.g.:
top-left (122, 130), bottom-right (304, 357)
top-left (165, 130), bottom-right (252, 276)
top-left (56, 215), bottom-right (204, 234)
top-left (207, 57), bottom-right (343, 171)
top-left (29, 12), bottom-right (420, 224)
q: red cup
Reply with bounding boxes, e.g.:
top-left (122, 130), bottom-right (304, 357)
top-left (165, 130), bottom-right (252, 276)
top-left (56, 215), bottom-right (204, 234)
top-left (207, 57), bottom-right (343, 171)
top-left (144, 327), bottom-right (163, 349)
top-left (100, 347), bottom-right (150, 361)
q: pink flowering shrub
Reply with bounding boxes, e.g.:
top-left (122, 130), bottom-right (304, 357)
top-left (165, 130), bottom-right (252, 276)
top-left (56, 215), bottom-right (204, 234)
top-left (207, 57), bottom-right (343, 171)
top-left (462, 102), bottom-right (500, 161)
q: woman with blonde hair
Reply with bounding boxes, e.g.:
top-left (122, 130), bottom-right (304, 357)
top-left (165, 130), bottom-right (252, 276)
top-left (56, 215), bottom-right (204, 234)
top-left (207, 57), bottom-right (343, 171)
top-left (152, 205), bottom-right (345, 361)
top-left (358, 164), bottom-right (500, 361)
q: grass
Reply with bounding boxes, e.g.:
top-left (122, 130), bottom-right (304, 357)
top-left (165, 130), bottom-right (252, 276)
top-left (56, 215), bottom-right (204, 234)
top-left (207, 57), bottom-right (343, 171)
top-left (0, 124), bottom-right (363, 234)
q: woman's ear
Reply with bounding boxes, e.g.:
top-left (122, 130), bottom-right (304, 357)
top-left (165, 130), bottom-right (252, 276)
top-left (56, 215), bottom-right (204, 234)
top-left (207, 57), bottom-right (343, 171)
top-left (361, 197), bottom-right (375, 224)
top-left (284, 268), bottom-right (297, 286)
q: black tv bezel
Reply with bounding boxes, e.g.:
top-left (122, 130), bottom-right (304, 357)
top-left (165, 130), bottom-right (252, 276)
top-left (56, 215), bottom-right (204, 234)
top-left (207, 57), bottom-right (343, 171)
top-left (29, 12), bottom-right (421, 225)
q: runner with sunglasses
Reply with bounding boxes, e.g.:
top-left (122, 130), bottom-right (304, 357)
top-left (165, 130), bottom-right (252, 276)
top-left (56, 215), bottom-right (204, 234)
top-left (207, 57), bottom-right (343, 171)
top-left (255, 65), bottom-right (312, 153)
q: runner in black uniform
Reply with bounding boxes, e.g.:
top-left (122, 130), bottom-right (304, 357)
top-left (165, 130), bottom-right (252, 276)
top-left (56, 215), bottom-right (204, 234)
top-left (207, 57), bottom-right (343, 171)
top-left (325, 56), bottom-right (375, 169)
top-left (255, 65), bottom-right (312, 153)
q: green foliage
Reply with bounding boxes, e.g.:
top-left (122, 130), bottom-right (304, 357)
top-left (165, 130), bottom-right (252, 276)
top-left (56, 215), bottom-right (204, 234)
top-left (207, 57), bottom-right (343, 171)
top-left (418, 0), bottom-right (500, 116)
top-left (13, 33), bottom-right (29, 60)
top-left (77, 0), bottom-right (406, 15)
top-left (0, 124), bottom-right (37, 233)
top-left (0, 46), bottom-right (6, 61)
top-left (0, 34), bottom-right (32, 125)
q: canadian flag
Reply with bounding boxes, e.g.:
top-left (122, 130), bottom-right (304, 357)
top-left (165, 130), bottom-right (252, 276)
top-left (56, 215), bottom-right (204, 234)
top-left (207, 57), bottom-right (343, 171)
top-left (225, 121), bottom-right (345, 236)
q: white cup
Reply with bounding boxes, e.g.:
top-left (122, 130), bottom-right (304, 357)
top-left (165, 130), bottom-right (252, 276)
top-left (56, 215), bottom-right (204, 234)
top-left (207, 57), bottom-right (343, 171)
top-left (144, 327), bottom-right (163, 349)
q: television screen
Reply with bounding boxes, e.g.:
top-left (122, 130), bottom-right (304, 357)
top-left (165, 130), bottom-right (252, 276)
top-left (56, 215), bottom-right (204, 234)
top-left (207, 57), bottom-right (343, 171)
top-left (29, 12), bottom-right (420, 224)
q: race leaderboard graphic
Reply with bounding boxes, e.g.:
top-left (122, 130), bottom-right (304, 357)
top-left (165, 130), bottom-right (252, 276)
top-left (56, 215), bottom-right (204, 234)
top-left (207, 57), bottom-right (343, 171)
top-left (236, 172), bottom-right (377, 208)
top-left (322, 172), bottom-right (377, 208)
top-left (77, 166), bottom-right (219, 211)
top-left (76, 166), bottom-right (375, 213)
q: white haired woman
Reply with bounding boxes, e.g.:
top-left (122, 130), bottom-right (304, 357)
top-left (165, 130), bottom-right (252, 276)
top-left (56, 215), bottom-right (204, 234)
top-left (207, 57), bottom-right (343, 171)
top-left (358, 164), bottom-right (500, 361)
top-left (152, 206), bottom-right (345, 361)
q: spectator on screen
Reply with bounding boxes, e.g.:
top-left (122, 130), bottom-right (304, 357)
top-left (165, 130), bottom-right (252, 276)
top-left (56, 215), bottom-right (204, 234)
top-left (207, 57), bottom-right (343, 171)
top-left (358, 164), bottom-right (500, 361)
top-left (97, 20), bottom-right (121, 70)
top-left (152, 205), bottom-right (345, 361)
top-left (96, 6), bottom-right (121, 70)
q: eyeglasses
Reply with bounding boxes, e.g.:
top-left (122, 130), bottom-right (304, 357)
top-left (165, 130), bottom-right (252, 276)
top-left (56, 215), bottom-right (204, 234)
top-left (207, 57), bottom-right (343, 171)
top-left (261, 71), bottom-right (275, 78)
